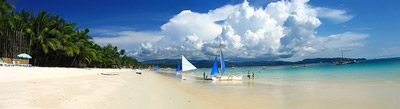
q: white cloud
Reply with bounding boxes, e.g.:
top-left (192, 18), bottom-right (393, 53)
top-left (379, 46), bottom-right (400, 57)
top-left (159, 4), bottom-right (239, 45)
top-left (321, 32), bottom-right (369, 48)
top-left (96, 0), bottom-right (366, 61)
top-left (93, 31), bottom-right (162, 50)
top-left (315, 7), bottom-right (354, 23)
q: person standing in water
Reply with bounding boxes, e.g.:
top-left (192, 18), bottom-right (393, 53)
top-left (248, 71), bottom-right (251, 79)
top-left (203, 72), bottom-right (206, 80)
top-left (252, 72), bottom-right (255, 79)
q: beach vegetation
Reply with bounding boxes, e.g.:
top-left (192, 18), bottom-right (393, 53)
top-left (0, 0), bottom-right (146, 68)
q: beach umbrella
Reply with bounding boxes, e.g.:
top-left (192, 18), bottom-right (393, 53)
top-left (155, 66), bottom-right (161, 69)
top-left (17, 53), bottom-right (32, 59)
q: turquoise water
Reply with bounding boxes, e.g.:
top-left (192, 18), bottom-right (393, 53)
top-left (190, 58), bottom-right (400, 83)
top-left (159, 58), bottom-right (400, 108)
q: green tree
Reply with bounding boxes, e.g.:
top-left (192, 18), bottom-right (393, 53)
top-left (26, 11), bottom-right (61, 65)
top-left (1, 2), bottom-right (143, 68)
top-left (0, 0), bottom-right (14, 56)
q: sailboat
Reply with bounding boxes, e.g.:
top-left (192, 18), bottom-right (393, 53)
top-left (210, 38), bottom-right (243, 81)
top-left (176, 55), bottom-right (197, 80)
top-left (332, 49), bottom-right (357, 65)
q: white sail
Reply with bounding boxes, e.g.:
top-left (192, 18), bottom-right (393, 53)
top-left (181, 55), bottom-right (197, 71)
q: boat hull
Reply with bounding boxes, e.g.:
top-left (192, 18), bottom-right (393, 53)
top-left (176, 72), bottom-right (195, 80)
top-left (211, 74), bottom-right (243, 81)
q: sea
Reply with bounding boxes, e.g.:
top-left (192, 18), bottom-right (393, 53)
top-left (157, 57), bottom-right (400, 108)
top-left (188, 57), bottom-right (400, 84)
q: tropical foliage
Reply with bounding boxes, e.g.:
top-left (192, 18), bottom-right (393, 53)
top-left (0, 0), bottom-right (143, 68)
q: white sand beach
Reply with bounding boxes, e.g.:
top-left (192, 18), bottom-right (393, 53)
top-left (0, 67), bottom-right (131, 108)
top-left (1, 67), bottom-right (399, 109)
top-left (0, 67), bottom-right (254, 109)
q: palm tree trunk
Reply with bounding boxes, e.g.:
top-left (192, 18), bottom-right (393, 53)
top-left (55, 53), bottom-right (59, 64)
top-left (44, 55), bottom-right (49, 66)
top-left (70, 55), bottom-right (77, 67)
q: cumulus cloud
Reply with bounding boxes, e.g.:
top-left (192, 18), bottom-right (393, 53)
top-left (159, 5), bottom-right (239, 44)
top-left (100, 0), bottom-right (366, 61)
top-left (93, 31), bottom-right (162, 50)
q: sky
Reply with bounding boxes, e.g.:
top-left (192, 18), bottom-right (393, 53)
top-left (9, 0), bottom-right (400, 61)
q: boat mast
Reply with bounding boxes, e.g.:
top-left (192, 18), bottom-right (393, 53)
top-left (219, 37), bottom-right (223, 75)
top-left (181, 55), bottom-right (183, 73)
top-left (341, 49), bottom-right (344, 58)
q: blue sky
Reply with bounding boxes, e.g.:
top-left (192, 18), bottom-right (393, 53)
top-left (11, 0), bottom-right (244, 31)
top-left (9, 0), bottom-right (400, 61)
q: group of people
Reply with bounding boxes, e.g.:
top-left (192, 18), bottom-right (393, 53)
top-left (247, 71), bottom-right (254, 79)
top-left (203, 72), bottom-right (207, 80)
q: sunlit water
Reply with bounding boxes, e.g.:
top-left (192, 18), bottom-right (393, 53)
top-left (188, 58), bottom-right (400, 84)
top-left (155, 58), bottom-right (400, 108)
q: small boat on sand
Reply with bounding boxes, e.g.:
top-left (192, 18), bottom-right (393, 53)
top-left (176, 55), bottom-right (197, 80)
top-left (210, 37), bottom-right (243, 81)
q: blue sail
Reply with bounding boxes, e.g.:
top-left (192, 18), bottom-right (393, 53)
top-left (221, 50), bottom-right (226, 74)
top-left (210, 56), bottom-right (219, 76)
top-left (176, 63), bottom-right (181, 72)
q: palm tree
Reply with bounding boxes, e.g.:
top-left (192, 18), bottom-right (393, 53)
top-left (1, 2), bottom-right (143, 68)
top-left (120, 49), bottom-right (125, 56)
top-left (0, 0), bottom-right (15, 56)
top-left (119, 49), bottom-right (126, 68)
top-left (4, 10), bottom-right (31, 59)
top-left (81, 44), bottom-right (97, 67)
top-left (0, 0), bottom-right (14, 30)
top-left (8, 10), bottom-right (30, 30)
top-left (70, 28), bottom-right (91, 66)
top-left (0, 0), bottom-right (14, 15)
top-left (26, 11), bottom-right (61, 65)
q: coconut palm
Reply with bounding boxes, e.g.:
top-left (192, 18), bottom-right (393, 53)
top-left (70, 28), bottom-right (91, 66)
top-left (8, 10), bottom-right (30, 30)
top-left (0, 0), bottom-right (14, 56)
top-left (1, 2), bottom-right (144, 68)
top-left (0, 0), bottom-right (14, 15)
top-left (26, 11), bottom-right (61, 65)
top-left (0, 0), bottom-right (14, 30)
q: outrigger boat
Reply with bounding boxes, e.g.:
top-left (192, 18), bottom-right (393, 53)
top-left (210, 37), bottom-right (243, 81)
top-left (332, 49), bottom-right (358, 65)
top-left (176, 55), bottom-right (197, 80)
